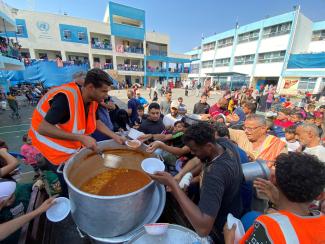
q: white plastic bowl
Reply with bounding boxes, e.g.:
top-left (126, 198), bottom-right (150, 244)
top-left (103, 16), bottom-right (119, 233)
top-left (46, 197), bottom-right (71, 222)
top-left (227, 213), bottom-right (245, 242)
top-left (144, 223), bottom-right (169, 235)
top-left (141, 158), bottom-right (165, 174)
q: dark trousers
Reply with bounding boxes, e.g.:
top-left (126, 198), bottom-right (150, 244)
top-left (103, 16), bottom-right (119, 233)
top-left (38, 157), bottom-right (69, 197)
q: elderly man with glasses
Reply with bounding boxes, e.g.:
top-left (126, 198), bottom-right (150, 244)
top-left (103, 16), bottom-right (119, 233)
top-left (229, 114), bottom-right (287, 163)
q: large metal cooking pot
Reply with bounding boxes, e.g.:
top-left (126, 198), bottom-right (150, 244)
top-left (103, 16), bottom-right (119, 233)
top-left (63, 140), bottom-right (159, 238)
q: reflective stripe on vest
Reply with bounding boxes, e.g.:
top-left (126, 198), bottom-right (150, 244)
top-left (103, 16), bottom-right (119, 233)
top-left (267, 213), bottom-right (299, 244)
top-left (30, 126), bottom-right (78, 154)
top-left (36, 85), bottom-right (84, 134)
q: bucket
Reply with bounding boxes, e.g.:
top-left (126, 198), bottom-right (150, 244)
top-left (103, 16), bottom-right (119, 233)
top-left (241, 160), bottom-right (270, 182)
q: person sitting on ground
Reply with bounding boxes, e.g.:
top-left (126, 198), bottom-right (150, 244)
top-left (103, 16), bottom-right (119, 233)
top-left (150, 123), bottom-right (243, 242)
top-left (0, 142), bottom-right (19, 180)
top-left (20, 134), bottom-right (41, 169)
top-left (229, 114), bottom-right (287, 162)
top-left (138, 103), bottom-right (165, 135)
top-left (224, 152), bottom-right (325, 244)
top-left (162, 101), bottom-right (182, 129)
top-left (160, 90), bottom-right (172, 115)
top-left (283, 126), bottom-right (300, 152)
top-left (209, 97), bottom-right (229, 120)
top-left (272, 108), bottom-right (295, 138)
top-left (296, 123), bottom-right (325, 163)
top-left (193, 93), bottom-right (210, 115)
top-left (135, 91), bottom-right (149, 108)
top-left (177, 97), bottom-right (187, 117)
top-left (0, 181), bottom-right (56, 242)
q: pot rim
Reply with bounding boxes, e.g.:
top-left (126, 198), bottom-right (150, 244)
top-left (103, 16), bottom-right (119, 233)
top-left (63, 144), bottom-right (155, 200)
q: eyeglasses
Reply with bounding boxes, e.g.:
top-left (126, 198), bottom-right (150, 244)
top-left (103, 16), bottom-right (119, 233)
top-left (243, 125), bottom-right (263, 132)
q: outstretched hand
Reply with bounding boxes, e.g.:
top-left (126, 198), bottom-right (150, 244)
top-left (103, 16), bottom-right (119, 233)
top-left (254, 178), bottom-right (279, 204)
top-left (149, 171), bottom-right (178, 192)
top-left (35, 196), bottom-right (57, 214)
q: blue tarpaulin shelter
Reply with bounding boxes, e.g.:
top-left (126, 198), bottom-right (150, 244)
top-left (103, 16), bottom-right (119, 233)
top-left (0, 60), bottom-right (89, 87)
top-left (287, 53), bottom-right (325, 69)
top-left (0, 60), bottom-right (118, 91)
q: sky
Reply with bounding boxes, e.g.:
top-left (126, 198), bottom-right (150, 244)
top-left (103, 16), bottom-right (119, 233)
top-left (5, 0), bottom-right (325, 53)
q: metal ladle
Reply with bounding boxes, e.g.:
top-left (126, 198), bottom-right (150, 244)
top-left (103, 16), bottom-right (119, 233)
top-left (98, 151), bottom-right (122, 169)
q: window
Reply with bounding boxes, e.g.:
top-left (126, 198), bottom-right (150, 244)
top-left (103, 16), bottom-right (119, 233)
top-left (203, 42), bottom-right (215, 51)
top-left (190, 63), bottom-right (200, 73)
top-left (215, 58), bottom-right (230, 67)
top-left (263, 22), bottom-right (291, 38)
top-left (298, 77), bottom-right (317, 91)
top-left (237, 30), bottom-right (259, 44)
top-left (258, 50), bottom-right (286, 63)
top-left (63, 30), bottom-right (72, 39)
top-left (202, 60), bottom-right (213, 68)
top-left (93, 57), bottom-right (100, 62)
top-left (312, 30), bottom-right (325, 41)
top-left (217, 37), bottom-right (234, 48)
top-left (234, 54), bottom-right (255, 65)
top-left (16, 25), bottom-right (24, 35)
top-left (191, 54), bottom-right (199, 59)
top-left (78, 32), bottom-right (86, 41)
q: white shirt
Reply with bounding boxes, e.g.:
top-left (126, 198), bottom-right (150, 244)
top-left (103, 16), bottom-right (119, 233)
top-left (162, 114), bottom-right (182, 128)
top-left (304, 145), bottom-right (325, 163)
top-left (285, 140), bottom-right (300, 152)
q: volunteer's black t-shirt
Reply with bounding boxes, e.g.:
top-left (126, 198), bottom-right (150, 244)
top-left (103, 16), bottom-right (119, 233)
top-left (198, 138), bottom-right (243, 232)
top-left (45, 93), bottom-right (98, 125)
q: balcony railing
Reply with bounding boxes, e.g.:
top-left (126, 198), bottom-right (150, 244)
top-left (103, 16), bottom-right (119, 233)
top-left (117, 64), bottom-right (144, 71)
top-left (116, 45), bottom-right (143, 54)
top-left (148, 50), bottom-right (167, 56)
top-left (91, 42), bottom-right (112, 50)
top-left (146, 66), bottom-right (189, 73)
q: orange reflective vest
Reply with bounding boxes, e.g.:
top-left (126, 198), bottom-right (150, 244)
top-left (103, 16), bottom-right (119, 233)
top-left (29, 82), bottom-right (98, 165)
top-left (240, 210), bottom-right (325, 244)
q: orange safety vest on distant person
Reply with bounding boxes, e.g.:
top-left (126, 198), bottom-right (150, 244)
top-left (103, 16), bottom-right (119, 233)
top-left (240, 211), bottom-right (325, 244)
top-left (29, 82), bottom-right (98, 165)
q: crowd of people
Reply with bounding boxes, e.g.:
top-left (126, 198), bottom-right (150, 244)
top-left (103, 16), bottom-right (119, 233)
top-left (0, 83), bottom-right (48, 119)
top-left (0, 37), bottom-right (21, 60)
top-left (0, 69), bottom-right (324, 243)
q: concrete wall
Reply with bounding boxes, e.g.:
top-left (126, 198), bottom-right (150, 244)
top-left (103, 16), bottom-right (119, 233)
top-left (215, 46), bottom-right (233, 59)
top-left (259, 35), bottom-right (290, 53)
top-left (309, 41), bottom-right (325, 53)
top-left (254, 63), bottom-right (283, 77)
top-left (291, 13), bottom-right (313, 54)
top-left (234, 41), bottom-right (258, 56)
top-left (201, 50), bottom-right (215, 61)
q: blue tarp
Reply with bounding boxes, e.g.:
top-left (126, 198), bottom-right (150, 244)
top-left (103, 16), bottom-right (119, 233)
top-left (0, 60), bottom-right (118, 89)
top-left (2, 60), bottom-right (89, 87)
top-left (287, 53), bottom-right (325, 69)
